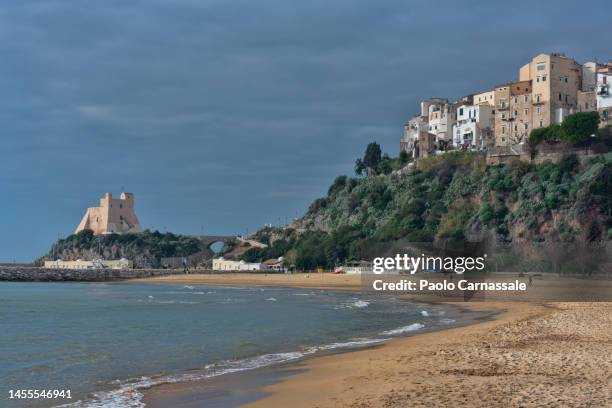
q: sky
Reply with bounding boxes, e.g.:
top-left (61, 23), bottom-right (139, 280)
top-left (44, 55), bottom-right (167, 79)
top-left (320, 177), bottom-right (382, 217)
top-left (1, 0), bottom-right (611, 262)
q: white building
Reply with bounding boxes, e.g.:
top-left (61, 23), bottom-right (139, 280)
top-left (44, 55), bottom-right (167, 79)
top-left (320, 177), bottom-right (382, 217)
top-left (262, 257), bottom-right (286, 273)
top-left (44, 258), bottom-right (133, 270)
top-left (427, 99), bottom-right (455, 145)
top-left (452, 104), bottom-right (495, 150)
top-left (596, 66), bottom-right (612, 126)
top-left (212, 257), bottom-right (264, 271)
top-left (334, 261), bottom-right (373, 274)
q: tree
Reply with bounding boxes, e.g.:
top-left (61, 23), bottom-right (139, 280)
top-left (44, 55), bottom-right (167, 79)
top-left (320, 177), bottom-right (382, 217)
top-left (354, 158), bottom-right (365, 176)
top-left (355, 142), bottom-right (382, 176)
top-left (363, 142), bottom-right (382, 169)
top-left (561, 111), bottom-right (599, 145)
top-left (528, 127), bottom-right (549, 145)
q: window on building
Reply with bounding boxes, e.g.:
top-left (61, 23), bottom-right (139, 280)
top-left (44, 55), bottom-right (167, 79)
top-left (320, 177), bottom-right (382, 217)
top-left (524, 108), bottom-right (529, 115)
top-left (514, 110), bottom-right (518, 117)
top-left (536, 95), bottom-right (541, 102)
top-left (537, 63), bottom-right (546, 71)
top-left (524, 95), bottom-right (529, 102)
top-left (565, 95), bottom-right (568, 103)
top-left (539, 120), bottom-right (543, 127)
top-left (536, 77), bottom-right (540, 83)
top-left (514, 97), bottom-right (518, 103)
top-left (559, 93), bottom-right (562, 101)
top-left (537, 107), bottom-right (541, 114)
top-left (564, 77), bottom-right (568, 83)
top-left (514, 124), bottom-right (517, 131)
top-left (543, 75), bottom-right (547, 81)
top-left (501, 113), bottom-right (506, 119)
top-left (459, 108), bottom-right (463, 116)
top-left (524, 123), bottom-right (529, 130)
top-left (502, 126), bottom-right (506, 134)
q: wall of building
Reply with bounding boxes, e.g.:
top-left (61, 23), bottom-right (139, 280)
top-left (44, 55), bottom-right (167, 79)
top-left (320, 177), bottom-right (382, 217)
top-left (597, 70), bottom-right (612, 127)
top-left (44, 259), bottom-right (133, 270)
top-left (494, 81), bottom-right (532, 146)
top-left (473, 90), bottom-right (495, 106)
top-left (453, 104), bottom-right (494, 149)
top-left (75, 192), bottom-right (143, 235)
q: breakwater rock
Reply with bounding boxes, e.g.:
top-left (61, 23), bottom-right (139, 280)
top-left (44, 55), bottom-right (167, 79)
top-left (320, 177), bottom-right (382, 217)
top-left (0, 266), bottom-right (196, 282)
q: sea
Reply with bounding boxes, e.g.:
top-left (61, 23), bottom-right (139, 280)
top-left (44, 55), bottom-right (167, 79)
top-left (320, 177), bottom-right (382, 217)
top-left (0, 282), bottom-right (468, 408)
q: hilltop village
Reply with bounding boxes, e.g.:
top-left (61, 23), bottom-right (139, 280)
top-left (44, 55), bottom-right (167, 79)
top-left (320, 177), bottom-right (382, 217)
top-left (400, 53), bottom-right (611, 160)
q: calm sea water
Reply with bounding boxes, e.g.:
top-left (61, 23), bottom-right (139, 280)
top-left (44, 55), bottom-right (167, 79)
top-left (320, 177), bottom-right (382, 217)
top-left (0, 282), bottom-right (458, 407)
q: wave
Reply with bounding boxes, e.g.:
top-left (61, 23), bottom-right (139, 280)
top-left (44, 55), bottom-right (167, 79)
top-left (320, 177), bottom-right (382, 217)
top-left (265, 297), bottom-right (277, 302)
top-left (55, 337), bottom-right (390, 408)
top-left (352, 300), bottom-right (369, 308)
top-left (420, 310), bottom-right (429, 317)
top-left (381, 323), bottom-right (425, 335)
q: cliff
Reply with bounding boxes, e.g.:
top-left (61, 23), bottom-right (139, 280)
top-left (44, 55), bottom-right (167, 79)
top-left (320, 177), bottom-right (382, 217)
top-left (243, 151), bottom-right (611, 270)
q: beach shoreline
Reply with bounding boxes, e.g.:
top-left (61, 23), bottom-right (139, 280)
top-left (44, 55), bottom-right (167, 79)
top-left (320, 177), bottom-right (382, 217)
top-left (125, 272), bottom-right (365, 291)
top-left (130, 274), bottom-right (611, 408)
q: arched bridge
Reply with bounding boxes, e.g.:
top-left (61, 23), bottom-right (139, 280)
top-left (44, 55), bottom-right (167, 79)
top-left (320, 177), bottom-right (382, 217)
top-left (197, 235), bottom-right (238, 249)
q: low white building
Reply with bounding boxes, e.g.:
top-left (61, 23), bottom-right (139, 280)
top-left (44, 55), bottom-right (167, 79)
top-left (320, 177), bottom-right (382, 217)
top-left (212, 257), bottom-right (265, 271)
top-left (596, 66), bottom-right (612, 127)
top-left (334, 261), bottom-right (373, 274)
top-left (44, 258), bottom-right (133, 270)
top-left (262, 257), bottom-right (286, 273)
top-left (452, 104), bottom-right (495, 150)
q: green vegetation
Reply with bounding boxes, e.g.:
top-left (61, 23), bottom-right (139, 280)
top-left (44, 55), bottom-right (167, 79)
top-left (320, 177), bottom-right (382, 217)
top-left (354, 142), bottom-right (412, 176)
top-left (528, 111), bottom-right (599, 146)
top-left (44, 229), bottom-right (202, 267)
top-left (245, 150), bottom-right (612, 270)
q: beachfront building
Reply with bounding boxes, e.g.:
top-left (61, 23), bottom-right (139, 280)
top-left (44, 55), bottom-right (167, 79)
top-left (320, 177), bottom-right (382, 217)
top-left (44, 258), bottom-right (133, 270)
top-left (262, 257), bottom-right (286, 272)
top-left (212, 257), bottom-right (264, 271)
top-left (452, 103), bottom-right (495, 150)
top-left (519, 53), bottom-right (581, 129)
top-left (75, 192), bottom-right (143, 235)
top-left (334, 261), bottom-right (373, 274)
top-left (596, 65), bottom-right (612, 127)
top-left (494, 80), bottom-right (533, 146)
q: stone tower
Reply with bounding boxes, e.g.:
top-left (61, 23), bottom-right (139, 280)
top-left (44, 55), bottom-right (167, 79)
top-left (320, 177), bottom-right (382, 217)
top-left (75, 192), bottom-right (143, 235)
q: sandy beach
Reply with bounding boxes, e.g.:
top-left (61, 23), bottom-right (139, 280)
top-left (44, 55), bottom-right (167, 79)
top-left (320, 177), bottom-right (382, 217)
top-left (242, 301), bottom-right (611, 407)
top-left (135, 274), bottom-right (612, 407)
top-left (127, 272), bottom-right (364, 290)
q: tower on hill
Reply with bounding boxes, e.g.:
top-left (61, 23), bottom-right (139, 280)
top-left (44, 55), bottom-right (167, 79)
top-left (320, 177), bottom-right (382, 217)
top-left (75, 192), bottom-right (143, 235)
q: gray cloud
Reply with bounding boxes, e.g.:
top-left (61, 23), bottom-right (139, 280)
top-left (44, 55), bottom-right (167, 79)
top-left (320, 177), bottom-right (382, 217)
top-left (1, 0), bottom-right (610, 261)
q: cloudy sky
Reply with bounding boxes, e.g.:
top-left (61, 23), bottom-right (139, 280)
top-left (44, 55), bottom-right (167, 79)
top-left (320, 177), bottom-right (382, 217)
top-left (1, 0), bottom-right (610, 261)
